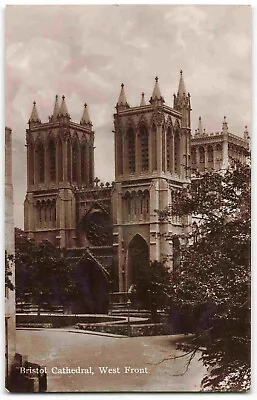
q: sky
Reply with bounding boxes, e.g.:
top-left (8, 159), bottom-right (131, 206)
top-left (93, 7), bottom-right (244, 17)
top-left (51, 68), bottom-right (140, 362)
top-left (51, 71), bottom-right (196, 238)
top-left (5, 4), bottom-right (251, 229)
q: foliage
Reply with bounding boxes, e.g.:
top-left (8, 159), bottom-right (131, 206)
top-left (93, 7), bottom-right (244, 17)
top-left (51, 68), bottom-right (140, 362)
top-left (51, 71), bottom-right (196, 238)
top-left (15, 228), bottom-right (77, 313)
top-left (161, 162), bottom-right (251, 392)
top-left (5, 251), bottom-right (15, 291)
top-left (134, 260), bottom-right (172, 322)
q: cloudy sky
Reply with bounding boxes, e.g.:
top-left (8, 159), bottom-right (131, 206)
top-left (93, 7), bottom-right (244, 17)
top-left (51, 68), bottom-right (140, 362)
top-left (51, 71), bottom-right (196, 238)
top-left (5, 4), bottom-right (251, 228)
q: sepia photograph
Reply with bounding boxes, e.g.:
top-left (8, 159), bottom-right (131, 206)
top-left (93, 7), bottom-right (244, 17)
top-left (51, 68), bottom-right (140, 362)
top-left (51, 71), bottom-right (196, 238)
top-left (4, 1), bottom-right (251, 393)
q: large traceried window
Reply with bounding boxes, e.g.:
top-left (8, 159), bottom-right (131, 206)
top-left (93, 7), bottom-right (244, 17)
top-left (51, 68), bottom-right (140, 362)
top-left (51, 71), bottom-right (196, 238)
top-left (49, 140), bottom-right (56, 181)
top-left (139, 125), bottom-right (149, 172)
top-left (127, 128), bottom-right (136, 173)
top-left (37, 142), bottom-right (45, 183)
top-left (152, 124), bottom-right (157, 171)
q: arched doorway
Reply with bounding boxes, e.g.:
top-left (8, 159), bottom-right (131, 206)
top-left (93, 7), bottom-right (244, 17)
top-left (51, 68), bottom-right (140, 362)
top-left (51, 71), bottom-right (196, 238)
top-left (128, 234), bottom-right (149, 287)
top-left (75, 258), bottom-right (109, 314)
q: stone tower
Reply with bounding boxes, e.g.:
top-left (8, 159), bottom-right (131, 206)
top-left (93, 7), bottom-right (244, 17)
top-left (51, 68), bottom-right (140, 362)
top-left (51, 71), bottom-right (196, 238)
top-left (191, 116), bottom-right (249, 173)
top-left (112, 72), bottom-right (191, 292)
top-left (24, 96), bottom-right (95, 249)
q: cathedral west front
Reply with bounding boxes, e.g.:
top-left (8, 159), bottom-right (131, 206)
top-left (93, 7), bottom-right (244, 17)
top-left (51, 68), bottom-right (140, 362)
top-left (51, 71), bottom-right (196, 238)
top-left (24, 71), bottom-right (249, 309)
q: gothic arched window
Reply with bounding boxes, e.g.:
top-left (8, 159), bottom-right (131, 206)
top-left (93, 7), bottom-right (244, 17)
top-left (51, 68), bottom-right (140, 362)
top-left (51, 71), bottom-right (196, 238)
top-left (191, 147), bottom-right (196, 165)
top-left (216, 144), bottom-right (222, 160)
top-left (67, 140), bottom-right (71, 182)
top-left (172, 236), bottom-right (181, 282)
top-left (49, 140), bottom-right (56, 181)
top-left (127, 128), bottom-right (136, 173)
top-left (117, 132), bottom-right (123, 175)
top-left (174, 130), bottom-right (180, 175)
top-left (207, 145), bottom-right (213, 162)
top-left (36, 201), bottom-right (41, 227)
top-left (72, 141), bottom-right (79, 182)
top-left (37, 142), bottom-right (45, 183)
top-left (128, 197), bottom-right (131, 215)
top-left (142, 190), bottom-right (150, 220)
top-left (199, 146), bottom-right (205, 163)
top-left (162, 126), bottom-right (166, 172)
top-left (152, 124), bottom-right (157, 171)
top-left (139, 125), bottom-right (149, 172)
top-left (52, 200), bottom-right (56, 223)
top-left (58, 140), bottom-right (63, 181)
top-left (28, 145), bottom-right (34, 185)
top-left (81, 142), bottom-right (87, 184)
top-left (88, 144), bottom-right (93, 185)
top-left (166, 127), bottom-right (172, 171)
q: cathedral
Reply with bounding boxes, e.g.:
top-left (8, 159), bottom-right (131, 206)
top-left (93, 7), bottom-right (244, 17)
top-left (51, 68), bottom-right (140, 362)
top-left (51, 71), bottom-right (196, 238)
top-left (24, 71), bottom-right (249, 309)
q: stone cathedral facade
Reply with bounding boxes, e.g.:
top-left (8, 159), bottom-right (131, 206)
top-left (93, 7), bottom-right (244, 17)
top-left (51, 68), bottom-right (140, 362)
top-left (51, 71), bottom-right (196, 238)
top-left (24, 71), bottom-right (249, 305)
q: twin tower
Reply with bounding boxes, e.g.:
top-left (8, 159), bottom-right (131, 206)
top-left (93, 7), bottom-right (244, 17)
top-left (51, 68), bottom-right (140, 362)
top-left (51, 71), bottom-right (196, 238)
top-left (24, 71), bottom-right (191, 293)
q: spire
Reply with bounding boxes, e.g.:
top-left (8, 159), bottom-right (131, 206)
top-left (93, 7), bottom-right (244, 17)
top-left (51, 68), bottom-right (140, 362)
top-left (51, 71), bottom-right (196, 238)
top-left (197, 116), bottom-right (203, 135)
top-left (50, 95), bottom-right (60, 122)
top-left (222, 116), bottom-right (228, 135)
top-left (58, 95), bottom-right (70, 118)
top-left (152, 77), bottom-right (162, 98)
top-left (140, 92), bottom-right (146, 106)
top-left (173, 70), bottom-right (191, 128)
top-left (177, 69), bottom-right (186, 97)
top-left (116, 83), bottom-right (129, 110)
top-left (28, 101), bottom-right (41, 125)
top-left (149, 76), bottom-right (164, 105)
top-left (80, 103), bottom-right (92, 128)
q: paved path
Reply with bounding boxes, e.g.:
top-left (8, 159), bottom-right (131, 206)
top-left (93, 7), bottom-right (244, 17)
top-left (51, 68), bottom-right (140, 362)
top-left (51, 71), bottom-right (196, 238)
top-left (16, 329), bottom-right (207, 392)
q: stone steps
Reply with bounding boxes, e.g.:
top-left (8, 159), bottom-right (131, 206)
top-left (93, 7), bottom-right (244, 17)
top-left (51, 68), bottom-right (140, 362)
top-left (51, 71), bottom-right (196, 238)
top-left (16, 302), bottom-right (64, 314)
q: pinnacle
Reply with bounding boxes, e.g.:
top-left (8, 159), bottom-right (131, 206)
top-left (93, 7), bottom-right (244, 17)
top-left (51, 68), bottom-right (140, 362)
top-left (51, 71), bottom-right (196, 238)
top-left (117, 83), bottom-right (128, 106)
top-left (198, 116), bottom-right (203, 135)
top-left (151, 76), bottom-right (162, 99)
top-left (223, 116), bottom-right (228, 126)
top-left (140, 92), bottom-right (146, 106)
top-left (59, 95), bottom-right (70, 117)
top-left (29, 101), bottom-right (41, 123)
top-left (80, 103), bottom-right (92, 126)
top-left (51, 95), bottom-right (60, 121)
top-left (177, 69), bottom-right (186, 96)
top-left (222, 116), bottom-right (228, 134)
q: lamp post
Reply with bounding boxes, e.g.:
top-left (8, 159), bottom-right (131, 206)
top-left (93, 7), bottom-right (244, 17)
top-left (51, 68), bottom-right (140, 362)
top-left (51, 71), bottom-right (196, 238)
top-left (127, 298), bottom-right (132, 337)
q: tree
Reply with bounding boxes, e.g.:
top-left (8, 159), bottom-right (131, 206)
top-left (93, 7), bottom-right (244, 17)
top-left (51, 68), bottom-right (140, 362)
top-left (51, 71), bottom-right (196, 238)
top-left (15, 229), bottom-right (77, 314)
top-left (134, 260), bottom-right (172, 322)
top-left (5, 251), bottom-right (15, 292)
top-left (160, 162), bottom-right (250, 391)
